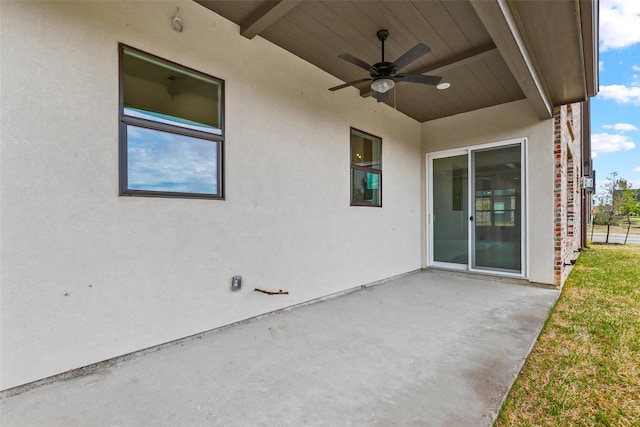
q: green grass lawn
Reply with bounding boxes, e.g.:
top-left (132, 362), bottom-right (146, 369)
top-left (496, 245), bottom-right (640, 426)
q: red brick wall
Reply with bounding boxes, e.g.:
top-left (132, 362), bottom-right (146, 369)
top-left (553, 103), bottom-right (583, 287)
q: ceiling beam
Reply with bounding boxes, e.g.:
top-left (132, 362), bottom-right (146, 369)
top-left (470, 0), bottom-right (552, 119)
top-left (240, 0), bottom-right (302, 39)
top-left (359, 43), bottom-right (499, 97)
top-left (411, 43), bottom-right (498, 76)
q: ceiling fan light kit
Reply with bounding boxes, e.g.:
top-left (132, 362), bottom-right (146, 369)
top-left (329, 29), bottom-right (446, 102)
top-left (371, 77), bottom-right (395, 93)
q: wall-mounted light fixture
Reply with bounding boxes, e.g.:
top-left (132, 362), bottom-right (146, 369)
top-left (172, 8), bottom-right (183, 33)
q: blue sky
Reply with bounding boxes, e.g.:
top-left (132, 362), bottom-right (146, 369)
top-left (591, 0), bottom-right (640, 190)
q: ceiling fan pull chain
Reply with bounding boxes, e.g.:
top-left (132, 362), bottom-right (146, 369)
top-left (394, 87), bottom-right (397, 110)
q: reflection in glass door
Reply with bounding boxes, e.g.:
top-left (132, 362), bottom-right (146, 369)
top-left (472, 145), bottom-right (522, 273)
top-left (432, 155), bottom-right (468, 267)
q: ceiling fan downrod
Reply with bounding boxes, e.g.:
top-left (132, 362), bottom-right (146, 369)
top-left (377, 29), bottom-right (389, 62)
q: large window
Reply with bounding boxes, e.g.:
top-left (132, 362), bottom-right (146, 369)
top-left (119, 44), bottom-right (224, 199)
top-left (350, 128), bottom-right (382, 207)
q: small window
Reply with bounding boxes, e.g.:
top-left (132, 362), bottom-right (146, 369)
top-left (119, 44), bottom-right (224, 198)
top-left (350, 128), bottom-right (381, 207)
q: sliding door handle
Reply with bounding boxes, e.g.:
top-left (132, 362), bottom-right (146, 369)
top-left (469, 216), bottom-right (474, 221)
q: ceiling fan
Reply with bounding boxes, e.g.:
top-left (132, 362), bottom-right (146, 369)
top-left (329, 29), bottom-right (444, 102)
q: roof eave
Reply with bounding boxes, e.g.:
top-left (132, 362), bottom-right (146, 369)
top-left (580, 0), bottom-right (599, 98)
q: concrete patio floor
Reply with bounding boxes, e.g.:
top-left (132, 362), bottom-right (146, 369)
top-left (0, 270), bottom-right (559, 426)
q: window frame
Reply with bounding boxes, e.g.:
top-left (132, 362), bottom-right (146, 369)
top-left (350, 127), bottom-right (382, 207)
top-left (118, 43), bottom-right (225, 199)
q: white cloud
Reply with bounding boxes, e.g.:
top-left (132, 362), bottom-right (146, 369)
top-left (598, 84), bottom-right (640, 105)
top-left (600, 60), bottom-right (605, 71)
top-left (600, 0), bottom-right (640, 51)
top-left (633, 65), bottom-right (640, 71)
top-left (634, 166), bottom-right (640, 172)
top-left (603, 123), bottom-right (639, 132)
top-left (591, 133), bottom-right (636, 156)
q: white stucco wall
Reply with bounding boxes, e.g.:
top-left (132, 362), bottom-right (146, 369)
top-left (421, 100), bottom-right (555, 285)
top-left (0, 1), bottom-right (423, 389)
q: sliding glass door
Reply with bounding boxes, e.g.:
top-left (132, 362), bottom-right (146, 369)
top-left (432, 154), bottom-right (469, 269)
top-left (428, 141), bottom-right (525, 276)
top-left (471, 144), bottom-right (522, 273)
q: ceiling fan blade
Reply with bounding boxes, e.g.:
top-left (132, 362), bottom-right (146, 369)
top-left (395, 74), bottom-right (442, 86)
top-left (329, 77), bottom-right (372, 91)
top-left (338, 53), bottom-right (375, 73)
top-left (393, 43), bottom-right (431, 70)
top-left (375, 91), bottom-right (389, 103)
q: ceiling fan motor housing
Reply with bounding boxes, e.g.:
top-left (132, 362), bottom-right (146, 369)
top-left (372, 62), bottom-right (396, 78)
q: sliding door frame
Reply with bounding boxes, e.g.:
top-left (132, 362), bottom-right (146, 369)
top-left (427, 147), bottom-right (469, 271)
top-left (426, 138), bottom-right (528, 279)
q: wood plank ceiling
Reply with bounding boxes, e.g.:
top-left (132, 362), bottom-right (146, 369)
top-left (195, 0), bottom-right (593, 124)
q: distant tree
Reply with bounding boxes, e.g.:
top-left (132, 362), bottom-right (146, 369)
top-left (620, 187), bottom-right (640, 245)
top-left (595, 172), bottom-right (628, 244)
